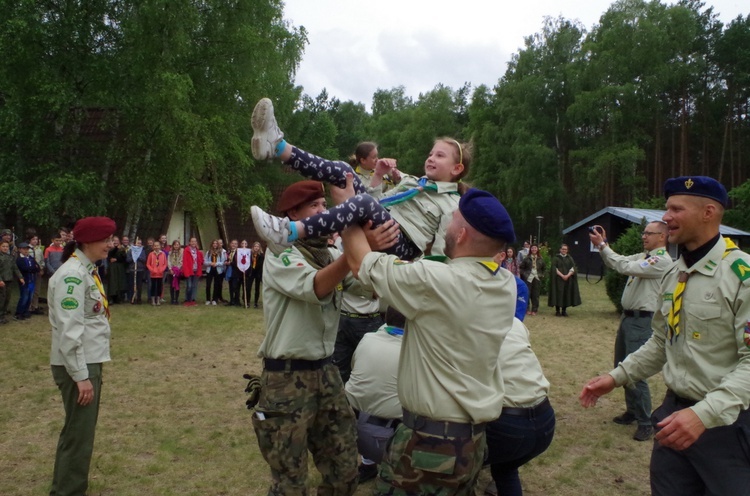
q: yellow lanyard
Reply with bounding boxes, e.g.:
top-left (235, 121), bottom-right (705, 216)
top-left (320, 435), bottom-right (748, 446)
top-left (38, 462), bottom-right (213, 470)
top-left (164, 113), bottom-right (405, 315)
top-left (667, 238), bottom-right (737, 342)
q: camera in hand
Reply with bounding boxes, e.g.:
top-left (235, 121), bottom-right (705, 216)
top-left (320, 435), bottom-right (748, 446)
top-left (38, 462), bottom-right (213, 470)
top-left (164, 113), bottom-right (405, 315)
top-left (588, 226), bottom-right (602, 234)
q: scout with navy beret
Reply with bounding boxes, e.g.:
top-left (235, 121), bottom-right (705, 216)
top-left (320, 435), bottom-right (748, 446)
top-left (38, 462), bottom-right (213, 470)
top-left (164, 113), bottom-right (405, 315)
top-left (49, 216), bottom-right (116, 496)
top-left (342, 187), bottom-right (517, 495)
top-left (581, 176), bottom-right (750, 495)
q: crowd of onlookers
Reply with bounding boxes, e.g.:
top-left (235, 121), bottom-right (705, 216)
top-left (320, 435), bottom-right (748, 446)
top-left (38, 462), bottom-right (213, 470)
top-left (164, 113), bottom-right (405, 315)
top-left (104, 234), bottom-right (265, 308)
top-left (0, 226), bottom-right (266, 325)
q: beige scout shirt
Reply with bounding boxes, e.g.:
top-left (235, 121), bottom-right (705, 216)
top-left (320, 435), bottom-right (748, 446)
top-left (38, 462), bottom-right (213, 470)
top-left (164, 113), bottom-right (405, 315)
top-left (358, 253), bottom-right (515, 424)
top-left (599, 246), bottom-right (674, 312)
top-left (610, 237), bottom-right (750, 429)
top-left (257, 245), bottom-right (343, 361)
top-left (381, 174), bottom-right (459, 257)
top-left (501, 318), bottom-right (550, 409)
top-left (49, 249), bottom-right (111, 382)
top-left (345, 326), bottom-right (402, 419)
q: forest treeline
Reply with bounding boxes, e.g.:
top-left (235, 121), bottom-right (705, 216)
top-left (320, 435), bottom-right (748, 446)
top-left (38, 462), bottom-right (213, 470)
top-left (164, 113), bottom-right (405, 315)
top-left (1, 0), bottom-right (748, 242)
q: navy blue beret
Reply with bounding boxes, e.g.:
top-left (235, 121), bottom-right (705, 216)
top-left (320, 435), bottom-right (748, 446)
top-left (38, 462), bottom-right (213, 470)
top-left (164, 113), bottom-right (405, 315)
top-left (664, 176), bottom-right (728, 208)
top-left (459, 188), bottom-right (515, 243)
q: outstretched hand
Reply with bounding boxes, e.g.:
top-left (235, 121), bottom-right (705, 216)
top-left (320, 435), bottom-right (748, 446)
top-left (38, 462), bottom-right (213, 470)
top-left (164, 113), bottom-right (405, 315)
top-left (579, 374), bottom-right (616, 408)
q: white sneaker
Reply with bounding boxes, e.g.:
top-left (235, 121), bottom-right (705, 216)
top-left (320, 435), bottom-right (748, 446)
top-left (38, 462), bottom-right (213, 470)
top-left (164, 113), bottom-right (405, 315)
top-left (211, 301), bottom-right (217, 306)
top-left (251, 206), bottom-right (292, 255)
top-left (251, 98), bottom-right (285, 161)
top-left (205, 301), bottom-right (211, 306)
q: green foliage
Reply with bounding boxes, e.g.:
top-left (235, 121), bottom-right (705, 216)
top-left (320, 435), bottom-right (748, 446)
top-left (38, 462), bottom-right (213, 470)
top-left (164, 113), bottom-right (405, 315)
top-left (725, 180), bottom-right (750, 231)
top-left (604, 220), bottom-right (648, 313)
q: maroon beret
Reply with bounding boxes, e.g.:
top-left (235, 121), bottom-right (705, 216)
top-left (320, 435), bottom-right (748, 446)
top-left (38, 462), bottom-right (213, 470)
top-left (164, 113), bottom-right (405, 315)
top-left (73, 217), bottom-right (117, 243)
top-left (277, 180), bottom-right (325, 215)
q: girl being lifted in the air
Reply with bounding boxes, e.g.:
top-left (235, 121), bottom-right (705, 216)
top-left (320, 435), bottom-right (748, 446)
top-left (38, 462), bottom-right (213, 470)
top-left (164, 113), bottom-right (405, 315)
top-left (250, 98), bottom-right (470, 260)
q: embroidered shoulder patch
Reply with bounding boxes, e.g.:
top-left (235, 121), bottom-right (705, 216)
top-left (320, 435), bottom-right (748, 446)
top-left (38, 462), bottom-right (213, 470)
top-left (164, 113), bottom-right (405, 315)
top-left (281, 255), bottom-right (291, 267)
top-left (64, 276), bottom-right (82, 285)
top-left (730, 259), bottom-right (750, 282)
top-left (656, 249), bottom-right (666, 256)
top-left (60, 297), bottom-right (79, 310)
top-left (393, 259), bottom-right (412, 265)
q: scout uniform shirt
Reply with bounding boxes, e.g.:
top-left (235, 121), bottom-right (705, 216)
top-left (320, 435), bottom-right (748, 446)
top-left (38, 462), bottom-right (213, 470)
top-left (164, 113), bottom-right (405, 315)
top-left (357, 253), bottom-right (515, 424)
top-left (49, 249), bottom-right (110, 382)
top-left (599, 245), bottom-right (674, 312)
top-left (345, 325), bottom-right (402, 420)
top-left (381, 174), bottom-right (459, 257)
top-left (257, 245), bottom-right (343, 360)
top-left (500, 318), bottom-right (550, 409)
top-left (355, 165), bottom-right (396, 197)
top-left (610, 237), bottom-right (750, 429)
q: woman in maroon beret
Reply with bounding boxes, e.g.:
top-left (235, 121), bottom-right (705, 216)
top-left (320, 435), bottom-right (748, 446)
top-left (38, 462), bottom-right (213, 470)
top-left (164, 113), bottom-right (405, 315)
top-left (48, 216), bottom-right (115, 496)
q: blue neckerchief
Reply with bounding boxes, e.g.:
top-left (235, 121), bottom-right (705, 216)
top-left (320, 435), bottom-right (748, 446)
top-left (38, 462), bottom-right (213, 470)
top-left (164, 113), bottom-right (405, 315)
top-left (379, 177), bottom-right (437, 207)
top-left (385, 326), bottom-right (404, 336)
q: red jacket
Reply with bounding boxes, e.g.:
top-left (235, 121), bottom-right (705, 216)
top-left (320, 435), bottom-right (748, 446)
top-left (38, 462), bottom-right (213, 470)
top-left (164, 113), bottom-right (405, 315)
top-left (181, 247), bottom-right (204, 277)
top-left (146, 250), bottom-right (167, 278)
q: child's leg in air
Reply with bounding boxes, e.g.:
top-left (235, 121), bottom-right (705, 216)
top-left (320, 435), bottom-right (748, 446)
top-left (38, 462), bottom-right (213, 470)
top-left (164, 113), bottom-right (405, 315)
top-left (251, 97), bottom-right (366, 194)
top-left (252, 194), bottom-right (421, 260)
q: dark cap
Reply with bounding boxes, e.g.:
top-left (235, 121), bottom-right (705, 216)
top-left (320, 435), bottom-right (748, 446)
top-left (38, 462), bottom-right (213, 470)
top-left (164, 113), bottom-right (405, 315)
top-left (17, 242), bottom-right (30, 249)
top-left (277, 180), bottom-right (325, 215)
top-left (73, 217), bottom-right (117, 243)
top-left (664, 176), bottom-right (728, 208)
top-left (458, 188), bottom-right (515, 243)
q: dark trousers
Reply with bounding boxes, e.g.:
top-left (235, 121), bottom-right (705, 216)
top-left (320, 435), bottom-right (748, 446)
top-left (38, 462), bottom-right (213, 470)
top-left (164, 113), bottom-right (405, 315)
top-left (50, 363), bottom-right (102, 496)
top-left (149, 278), bottom-right (163, 302)
top-left (247, 271), bottom-right (262, 306)
top-left (614, 315), bottom-right (652, 425)
top-left (524, 278), bottom-right (541, 312)
top-left (0, 280), bottom-right (13, 316)
top-left (126, 271), bottom-right (144, 303)
top-left (650, 391), bottom-right (750, 495)
top-left (167, 274), bottom-right (181, 303)
top-left (332, 313), bottom-right (383, 383)
top-left (16, 279), bottom-right (34, 316)
top-left (205, 270), bottom-right (221, 302)
top-left (185, 275), bottom-right (198, 302)
top-left (485, 401), bottom-right (556, 496)
top-left (229, 275), bottom-right (245, 306)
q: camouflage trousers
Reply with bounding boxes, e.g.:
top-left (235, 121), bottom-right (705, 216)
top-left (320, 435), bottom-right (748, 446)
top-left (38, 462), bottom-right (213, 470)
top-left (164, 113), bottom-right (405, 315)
top-left (252, 363), bottom-right (359, 496)
top-left (374, 423), bottom-right (486, 496)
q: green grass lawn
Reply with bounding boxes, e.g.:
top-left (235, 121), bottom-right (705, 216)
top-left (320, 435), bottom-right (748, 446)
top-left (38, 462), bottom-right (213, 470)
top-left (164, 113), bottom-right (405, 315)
top-left (0, 278), bottom-right (658, 495)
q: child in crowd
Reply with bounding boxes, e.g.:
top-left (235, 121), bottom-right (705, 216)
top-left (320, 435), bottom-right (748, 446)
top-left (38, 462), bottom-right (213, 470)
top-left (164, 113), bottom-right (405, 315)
top-left (247, 242), bottom-right (264, 308)
top-left (167, 240), bottom-right (183, 304)
top-left (250, 98), bottom-right (470, 260)
top-left (146, 241), bottom-right (167, 306)
top-left (203, 239), bottom-right (225, 306)
top-left (181, 237), bottom-right (203, 306)
top-left (0, 241), bottom-right (23, 324)
top-left (14, 242), bottom-right (39, 320)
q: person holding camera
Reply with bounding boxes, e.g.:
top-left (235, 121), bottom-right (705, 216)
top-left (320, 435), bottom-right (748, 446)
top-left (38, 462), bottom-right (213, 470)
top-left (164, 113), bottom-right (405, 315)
top-left (589, 222), bottom-right (673, 441)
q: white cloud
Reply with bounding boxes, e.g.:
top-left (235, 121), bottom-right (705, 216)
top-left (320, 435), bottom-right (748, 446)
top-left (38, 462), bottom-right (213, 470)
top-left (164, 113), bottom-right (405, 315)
top-left (283, 0), bottom-right (747, 108)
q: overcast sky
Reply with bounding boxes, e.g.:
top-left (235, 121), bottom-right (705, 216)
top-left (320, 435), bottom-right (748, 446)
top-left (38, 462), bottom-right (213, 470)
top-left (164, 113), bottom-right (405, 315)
top-left (283, 0), bottom-right (746, 109)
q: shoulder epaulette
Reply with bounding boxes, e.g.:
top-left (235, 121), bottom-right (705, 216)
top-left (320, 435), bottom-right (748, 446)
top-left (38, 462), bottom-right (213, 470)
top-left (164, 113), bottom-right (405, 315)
top-left (477, 261), bottom-right (500, 275)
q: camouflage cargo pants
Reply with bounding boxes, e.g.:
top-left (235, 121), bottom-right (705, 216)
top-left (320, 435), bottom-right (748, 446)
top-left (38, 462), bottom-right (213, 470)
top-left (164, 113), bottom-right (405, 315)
top-left (374, 423), bottom-right (486, 496)
top-left (252, 363), bottom-right (358, 496)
